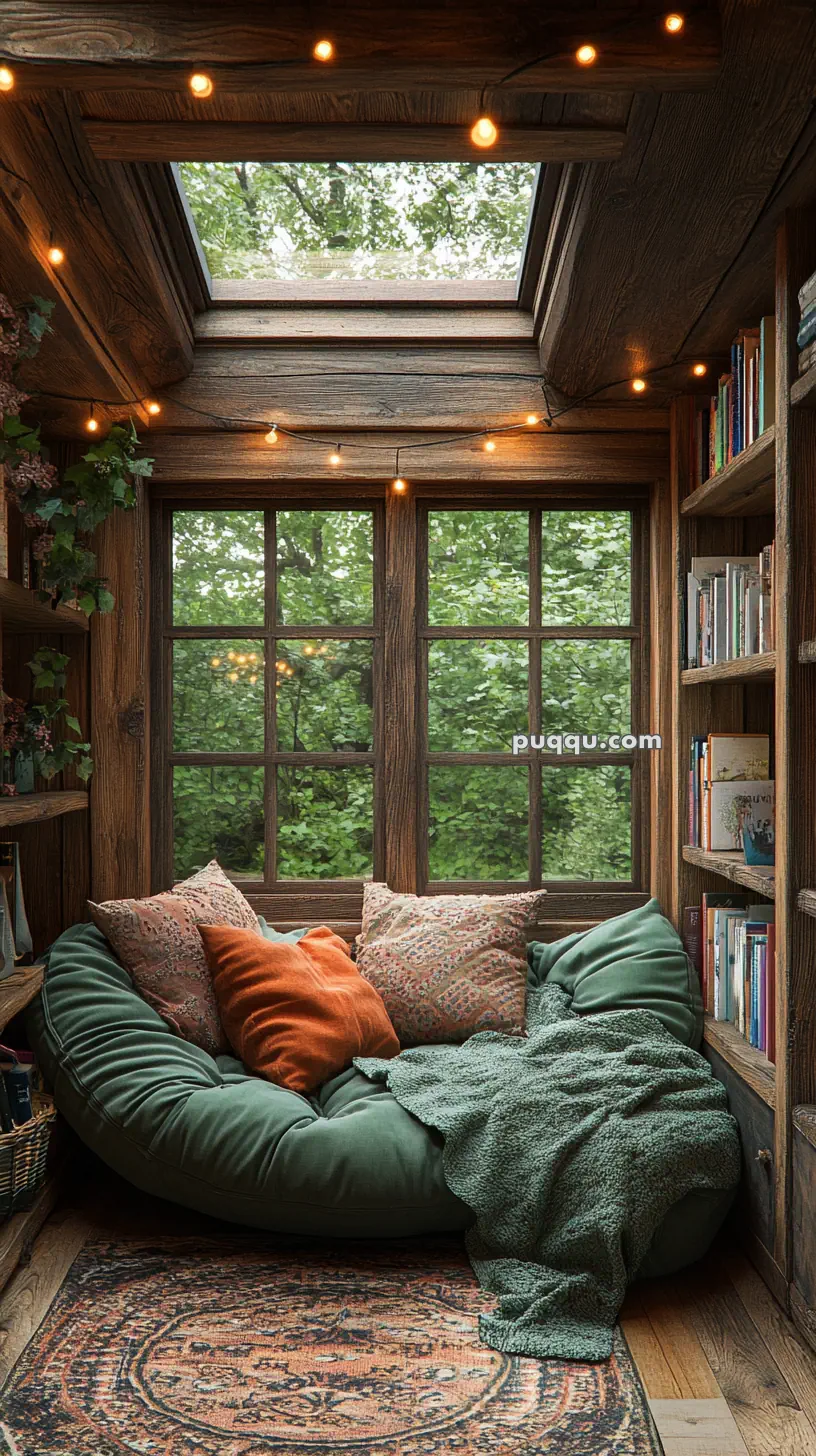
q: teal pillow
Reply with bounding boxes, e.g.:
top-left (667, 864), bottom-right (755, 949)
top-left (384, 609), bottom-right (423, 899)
top-left (257, 916), bottom-right (308, 944)
top-left (527, 898), bottom-right (703, 1049)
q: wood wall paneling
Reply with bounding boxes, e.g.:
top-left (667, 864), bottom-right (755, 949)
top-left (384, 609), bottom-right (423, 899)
top-left (90, 493), bottom-right (151, 902)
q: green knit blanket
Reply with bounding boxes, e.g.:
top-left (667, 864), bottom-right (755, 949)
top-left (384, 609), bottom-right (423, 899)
top-left (357, 984), bottom-right (740, 1362)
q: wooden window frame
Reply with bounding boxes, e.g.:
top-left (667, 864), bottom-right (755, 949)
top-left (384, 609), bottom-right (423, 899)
top-left (150, 487), bottom-right (651, 913)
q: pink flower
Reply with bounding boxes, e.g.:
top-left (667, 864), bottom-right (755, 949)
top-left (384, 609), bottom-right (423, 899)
top-left (0, 376), bottom-right (29, 419)
top-left (0, 784), bottom-right (18, 797)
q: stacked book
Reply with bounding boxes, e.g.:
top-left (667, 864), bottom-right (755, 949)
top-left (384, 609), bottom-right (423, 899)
top-left (688, 732), bottom-right (774, 853)
top-left (799, 268), bottom-right (816, 376)
top-left (691, 318), bottom-right (776, 488)
top-left (683, 896), bottom-right (775, 1058)
top-left (686, 548), bottom-right (775, 668)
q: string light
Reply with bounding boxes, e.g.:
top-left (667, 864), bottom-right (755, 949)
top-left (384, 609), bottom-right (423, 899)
top-left (576, 44), bottom-right (597, 65)
top-left (692, 362), bottom-right (707, 377)
top-left (0, 65), bottom-right (14, 92)
top-left (329, 447), bottom-right (342, 466)
top-left (631, 378), bottom-right (647, 393)
top-left (392, 478), bottom-right (407, 493)
top-left (265, 425), bottom-right (279, 445)
top-left (664, 13), bottom-right (685, 33)
top-left (146, 400), bottom-right (161, 415)
top-left (189, 72), bottom-right (214, 98)
top-left (471, 116), bottom-right (499, 149)
top-left (85, 403), bottom-right (98, 433)
top-left (313, 39), bottom-right (334, 60)
top-left (526, 414), bottom-right (539, 425)
top-left (484, 438), bottom-right (496, 452)
top-left (47, 245), bottom-right (65, 266)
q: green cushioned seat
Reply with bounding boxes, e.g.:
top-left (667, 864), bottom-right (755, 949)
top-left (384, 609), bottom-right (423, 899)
top-left (28, 908), bottom-right (730, 1271)
top-left (27, 923), bottom-right (469, 1237)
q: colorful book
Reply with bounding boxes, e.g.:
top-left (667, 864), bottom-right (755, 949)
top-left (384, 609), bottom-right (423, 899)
top-left (709, 780), bottom-right (774, 852)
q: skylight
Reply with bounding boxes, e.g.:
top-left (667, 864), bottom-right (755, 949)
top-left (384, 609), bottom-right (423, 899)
top-left (177, 161), bottom-right (538, 283)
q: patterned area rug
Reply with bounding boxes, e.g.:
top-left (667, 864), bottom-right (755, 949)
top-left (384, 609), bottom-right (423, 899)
top-left (1, 1236), bottom-right (660, 1456)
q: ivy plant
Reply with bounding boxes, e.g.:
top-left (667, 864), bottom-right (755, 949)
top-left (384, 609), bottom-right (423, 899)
top-left (3, 648), bottom-right (93, 788)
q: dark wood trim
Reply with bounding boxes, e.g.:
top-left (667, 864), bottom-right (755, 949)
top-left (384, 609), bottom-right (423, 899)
top-left (792, 363), bottom-right (816, 411)
top-left (649, 476), bottom-right (673, 911)
top-left (384, 486), bottom-right (418, 892)
top-left (85, 121), bottom-right (628, 164)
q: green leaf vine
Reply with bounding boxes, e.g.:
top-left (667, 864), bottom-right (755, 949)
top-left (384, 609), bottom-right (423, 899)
top-left (0, 291), bottom-right (153, 615)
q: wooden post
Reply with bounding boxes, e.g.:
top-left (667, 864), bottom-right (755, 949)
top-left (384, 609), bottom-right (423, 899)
top-left (383, 485), bottom-right (418, 892)
top-left (90, 492), bottom-right (150, 902)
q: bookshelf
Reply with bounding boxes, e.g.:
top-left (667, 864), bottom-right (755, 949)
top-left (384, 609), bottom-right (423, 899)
top-left (681, 651), bottom-right (776, 685)
top-left (669, 206), bottom-right (816, 1343)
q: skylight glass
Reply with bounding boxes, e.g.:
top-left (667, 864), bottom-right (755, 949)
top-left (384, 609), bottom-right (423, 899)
top-left (177, 161), bottom-right (538, 282)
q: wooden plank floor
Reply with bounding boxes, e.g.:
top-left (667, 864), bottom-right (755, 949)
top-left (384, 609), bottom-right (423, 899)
top-left (621, 1251), bottom-right (816, 1455)
top-left (2, 1178), bottom-right (816, 1456)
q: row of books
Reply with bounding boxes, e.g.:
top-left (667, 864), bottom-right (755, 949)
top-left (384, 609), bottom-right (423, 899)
top-left (686, 548), bottom-right (775, 668)
top-left (683, 895), bottom-right (775, 1059)
top-left (691, 318), bottom-right (776, 488)
top-left (0, 1047), bottom-right (36, 1131)
top-left (799, 268), bottom-right (816, 376)
top-left (688, 733), bottom-right (774, 853)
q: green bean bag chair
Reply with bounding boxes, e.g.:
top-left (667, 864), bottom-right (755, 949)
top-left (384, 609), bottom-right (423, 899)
top-left (28, 902), bottom-right (730, 1271)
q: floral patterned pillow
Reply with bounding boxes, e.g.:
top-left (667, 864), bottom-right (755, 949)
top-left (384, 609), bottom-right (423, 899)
top-left (88, 861), bottom-right (261, 1056)
top-left (357, 883), bottom-right (546, 1045)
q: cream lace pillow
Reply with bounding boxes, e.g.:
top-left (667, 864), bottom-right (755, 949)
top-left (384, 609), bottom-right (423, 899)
top-left (357, 883), bottom-right (546, 1045)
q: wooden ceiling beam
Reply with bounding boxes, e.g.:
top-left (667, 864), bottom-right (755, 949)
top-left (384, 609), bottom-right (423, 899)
top-left (82, 121), bottom-right (628, 164)
top-left (0, 96), bottom-right (194, 413)
top-left (0, 2), bottom-right (720, 93)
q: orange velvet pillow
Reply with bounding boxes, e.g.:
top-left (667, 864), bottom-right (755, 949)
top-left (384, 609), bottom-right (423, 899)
top-left (198, 924), bottom-right (400, 1094)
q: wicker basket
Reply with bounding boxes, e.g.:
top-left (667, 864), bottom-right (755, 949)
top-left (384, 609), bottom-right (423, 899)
top-left (0, 1092), bottom-right (56, 1218)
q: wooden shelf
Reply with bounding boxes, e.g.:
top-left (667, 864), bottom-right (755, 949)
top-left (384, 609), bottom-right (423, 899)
top-left (680, 427), bottom-right (776, 517)
top-left (682, 651), bottom-right (776, 685)
top-left (797, 889), bottom-right (816, 919)
top-left (791, 364), bottom-right (816, 410)
top-left (793, 1106), bottom-right (816, 1150)
top-left (703, 1015), bottom-right (776, 1109)
top-left (0, 791), bottom-right (88, 828)
top-left (0, 578), bottom-right (88, 634)
top-left (682, 845), bottom-right (775, 898)
top-left (0, 963), bottom-right (44, 1032)
top-left (799, 640), bottom-right (816, 664)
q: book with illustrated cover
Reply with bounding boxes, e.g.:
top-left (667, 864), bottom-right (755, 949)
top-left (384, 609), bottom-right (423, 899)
top-left (709, 780), bottom-right (774, 852)
top-left (707, 733), bottom-right (770, 783)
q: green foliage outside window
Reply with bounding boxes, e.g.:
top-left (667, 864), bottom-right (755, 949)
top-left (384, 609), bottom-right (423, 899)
top-left (169, 507), bottom-right (635, 883)
top-left (178, 161), bottom-right (537, 281)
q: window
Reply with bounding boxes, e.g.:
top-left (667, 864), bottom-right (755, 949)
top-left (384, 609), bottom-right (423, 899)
top-left (176, 162), bottom-right (537, 283)
top-left (152, 498), bottom-right (646, 896)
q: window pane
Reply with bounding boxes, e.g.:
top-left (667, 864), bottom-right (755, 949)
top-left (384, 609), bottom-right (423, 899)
top-left (277, 767), bottom-right (373, 879)
top-left (173, 766), bottom-right (264, 880)
top-left (173, 511), bottom-right (265, 625)
top-left (428, 766), bottom-right (528, 880)
top-left (541, 511), bottom-right (631, 626)
top-left (427, 511), bottom-right (528, 626)
top-left (173, 640), bottom-right (264, 753)
top-left (428, 640), bottom-right (527, 751)
top-left (541, 641), bottom-right (631, 738)
top-left (276, 640), bottom-right (373, 752)
top-left (541, 765), bottom-right (631, 881)
top-left (276, 511), bottom-right (373, 625)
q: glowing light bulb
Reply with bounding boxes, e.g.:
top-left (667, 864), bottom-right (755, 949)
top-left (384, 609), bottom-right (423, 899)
top-left (249, 674), bottom-right (258, 683)
top-left (313, 39), bottom-right (334, 60)
top-left (484, 438), bottom-right (496, 452)
top-left (392, 478), bottom-right (407, 493)
top-left (631, 378), bottom-right (647, 393)
top-left (265, 427), bottom-right (279, 445)
top-left (692, 362), bottom-right (707, 377)
top-left (664, 13), bottom-right (685, 33)
top-left (576, 44), bottom-right (597, 65)
top-left (0, 66), bottom-right (15, 92)
top-left (248, 653), bottom-right (258, 663)
top-left (303, 645), bottom-right (314, 655)
top-left (236, 654), bottom-right (247, 664)
top-left (210, 657), bottom-right (221, 667)
top-left (526, 414), bottom-right (539, 425)
top-left (228, 671), bottom-right (239, 682)
top-left (329, 450), bottom-right (341, 466)
top-left (146, 400), bottom-right (161, 415)
top-left (47, 245), bottom-right (65, 266)
top-left (227, 651), bottom-right (236, 661)
top-left (471, 116), bottom-right (498, 149)
top-left (85, 406), bottom-right (98, 433)
top-left (189, 72), bottom-right (213, 98)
